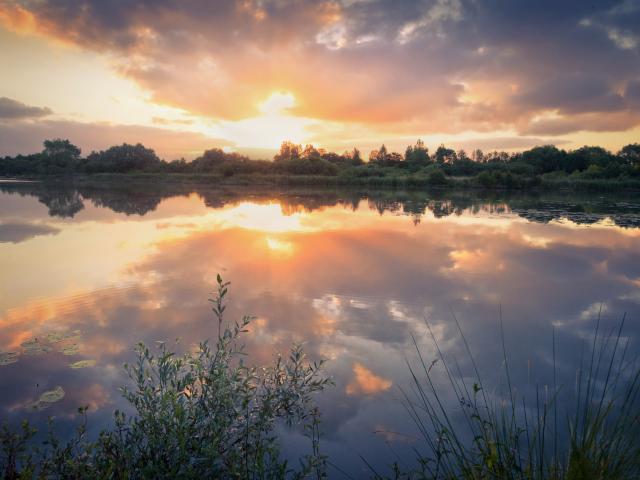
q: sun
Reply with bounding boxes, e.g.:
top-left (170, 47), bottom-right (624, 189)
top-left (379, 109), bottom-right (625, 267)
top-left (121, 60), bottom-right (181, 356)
top-left (259, 91), bottom-right (296, 115)
top-left (213, 91), bottom-right (314, 150)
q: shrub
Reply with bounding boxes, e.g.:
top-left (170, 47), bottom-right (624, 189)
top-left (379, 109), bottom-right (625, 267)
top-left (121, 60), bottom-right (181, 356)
top-left (426, 169), bottom-right (448, 186)
top-left (0, 276), bottom-right (330, 479)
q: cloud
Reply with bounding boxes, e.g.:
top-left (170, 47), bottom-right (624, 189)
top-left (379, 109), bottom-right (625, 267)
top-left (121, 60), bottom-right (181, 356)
top-left (626, 79), bottom-right (640, 106)
top-left (0, 222), bottom-right (59, 243)
top-left (0, 119), bottom-right (232, 159)
top-left (1, 0), bottom-right (639, 137)
top-left (0, 97), bottom-right (52, 119)
top-left (345, 363), bottom-right (392, 395)
top-left (151, 116), bottom-right (194, 126)
top-left (514, 74), bottom-right (626, 114)
top-left (522, 111), bottom-right (640, 136)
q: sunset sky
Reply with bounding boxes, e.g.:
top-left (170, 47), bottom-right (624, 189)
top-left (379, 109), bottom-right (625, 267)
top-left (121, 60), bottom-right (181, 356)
top-left (1, 0), bottom-right (639, 159)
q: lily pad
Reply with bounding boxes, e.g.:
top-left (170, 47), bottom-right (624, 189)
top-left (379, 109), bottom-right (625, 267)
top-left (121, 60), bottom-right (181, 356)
top-left (45, 332), bottom-right (66, 343)
top-left (69, 359), bottom-right (96, 369)
top-left (62, 330), bottom-right (82, 342)
top-left (22, 342), bottom-right (53, 356)
top-left (28, 400), bottom-right (51, 411)
top-left (61, 344), bottom-right (81, 356)
top-left (0, 351), bottom-right (18, 366)
top-left (27, 386), bottom-right (65, 411)
top-left (39, 386), bottom-right (65, 403)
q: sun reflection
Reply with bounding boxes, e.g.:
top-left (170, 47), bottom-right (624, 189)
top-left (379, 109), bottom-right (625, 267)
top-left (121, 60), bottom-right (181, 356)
top-left (265, 236), bottom-right (294, 256)
top-left (216, 203), bottom-right (306, 233)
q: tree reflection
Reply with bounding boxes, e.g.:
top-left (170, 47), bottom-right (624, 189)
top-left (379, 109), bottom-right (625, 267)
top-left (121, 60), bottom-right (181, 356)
top-left (1, 181), bottom-right (640, 228)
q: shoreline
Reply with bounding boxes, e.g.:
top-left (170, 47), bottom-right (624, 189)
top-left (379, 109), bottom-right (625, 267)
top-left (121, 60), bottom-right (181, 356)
top-left (3, 172), bottom-right (640, 193)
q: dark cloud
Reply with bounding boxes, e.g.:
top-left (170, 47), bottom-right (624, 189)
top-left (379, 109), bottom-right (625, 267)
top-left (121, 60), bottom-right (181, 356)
top-left (0, 221), bottom-right (59, 243)
top-left (521, 111), bottom-right (640, 136)
top-left (0, 97), bottom-right (52, 119)
top-left (627, 79), bottom-right (640, 105)
top-left (514, 74), bottom-right (626, 114)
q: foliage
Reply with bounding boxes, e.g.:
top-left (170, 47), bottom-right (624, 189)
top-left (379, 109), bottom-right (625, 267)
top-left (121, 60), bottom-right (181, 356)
top-left (0, 276), bottom-right (330, 479)
top-left (426, 169), bottom-right (448, 186)
top-left (84, 143), bottom-right (162, 173)
top-left (2, 138), bottom-right (640, 189)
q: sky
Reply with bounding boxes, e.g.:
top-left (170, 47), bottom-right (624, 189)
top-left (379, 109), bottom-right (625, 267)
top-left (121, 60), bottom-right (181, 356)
top-left (0, 0), bottom-right (639, 160)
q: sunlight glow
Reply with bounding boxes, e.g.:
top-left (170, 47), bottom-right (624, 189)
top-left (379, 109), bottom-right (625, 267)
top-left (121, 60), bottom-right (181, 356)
top-left (210, 91), bottom-right (314, 149)
top-left (259, 92), bottom-right (296, 115)
top-left (265, 237), bottom-right (295, 256)
top-left (215, 203), bottom-right (306, 233)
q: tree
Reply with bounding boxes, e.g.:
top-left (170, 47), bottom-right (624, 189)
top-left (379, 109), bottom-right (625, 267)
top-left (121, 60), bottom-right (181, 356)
top-left (85, 143), bottom-right (161, 173)
top-left (191, 148), bottom-right (228, 171)
top-left (274, 141), bottom-right (302, 162)
top-left (434, 145), bottom-right (456, 164)
top-left (472, 149), bottom-right (485, 163)
top-left (301, 144), bottom-right (321, 160)
top-left (43, 139), bottom-right (81, 160)
top-left (369, 144), bottom-right (390, 165)
top-left (387, 152), bottom-right (403, 165)
top-left (520, 145), bottom-right (566, 173)
top-left (348, 147), bottom-right (363, 166)
top-left (562, 146), bottom-right (605, 173)
top-left (405, 139), bottom-right (430, 167)
top-left (619, 143), bottom-right (640, 167)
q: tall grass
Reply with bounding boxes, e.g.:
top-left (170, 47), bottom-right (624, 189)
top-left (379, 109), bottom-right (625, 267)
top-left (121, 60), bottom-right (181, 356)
top-left (388, 310), bottom-right (640, 479)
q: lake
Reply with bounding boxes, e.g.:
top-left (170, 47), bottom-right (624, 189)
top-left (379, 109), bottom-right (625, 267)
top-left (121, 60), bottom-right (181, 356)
top-left (1, 180), bottom-right (639, 477)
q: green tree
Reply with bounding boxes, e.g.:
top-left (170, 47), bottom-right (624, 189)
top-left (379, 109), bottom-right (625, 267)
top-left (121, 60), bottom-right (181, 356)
top-left (274, 141), bottom-right (302, 162)
top-left (349, 147), bottom-right (363, 166)
top-left (42, 139), bottom-right (81, 160)
top-left (520, 145), bottom-right (566, 173)
top-left (405, 139), bottom-right (430, 167)
top-left (619, 143), bottom-right (640, 167)
top-left (434, 144), bottom-right (456, 164)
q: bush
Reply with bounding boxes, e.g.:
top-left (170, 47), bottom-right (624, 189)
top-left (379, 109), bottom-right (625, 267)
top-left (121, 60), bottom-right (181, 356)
top-left (0, 276), bottom-right (330, 479)
top-left (426, 169), bottom-right (448, 186)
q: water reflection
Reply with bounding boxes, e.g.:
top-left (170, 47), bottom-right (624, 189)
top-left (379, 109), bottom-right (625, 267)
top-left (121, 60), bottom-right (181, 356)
top-left (2, 180), bottom-right (640, 228)
top-left (0, 181), bottom-right (639, 476)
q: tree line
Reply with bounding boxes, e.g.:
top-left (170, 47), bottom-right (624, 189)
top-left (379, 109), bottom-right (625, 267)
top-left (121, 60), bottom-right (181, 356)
top-left (1, 138), bottom-right (639, 187)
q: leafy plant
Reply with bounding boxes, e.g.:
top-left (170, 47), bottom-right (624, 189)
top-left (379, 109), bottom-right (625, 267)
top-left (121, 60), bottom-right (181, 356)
top-left (1, 276), bottom-right (331, 479)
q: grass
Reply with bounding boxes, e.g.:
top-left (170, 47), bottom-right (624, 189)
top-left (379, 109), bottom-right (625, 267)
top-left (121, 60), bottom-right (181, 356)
top-left (1, 280), bottom-right (639, 479)
top-left (384, 310), bottom-right (640, 479)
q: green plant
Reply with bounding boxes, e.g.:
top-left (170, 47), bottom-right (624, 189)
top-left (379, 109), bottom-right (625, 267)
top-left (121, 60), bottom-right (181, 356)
top-left (1, 276), bottom-right (331, 479)
top-left (386, 312), bottom-right (640, 479)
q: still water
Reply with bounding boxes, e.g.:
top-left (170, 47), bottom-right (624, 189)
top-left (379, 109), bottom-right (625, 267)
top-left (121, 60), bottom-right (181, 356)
top-left (1, 180), bottom-right (639, 476)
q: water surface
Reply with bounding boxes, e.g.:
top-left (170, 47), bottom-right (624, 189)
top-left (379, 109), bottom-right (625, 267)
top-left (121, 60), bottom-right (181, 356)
top-left (1, 181), bottom-right (639, 476)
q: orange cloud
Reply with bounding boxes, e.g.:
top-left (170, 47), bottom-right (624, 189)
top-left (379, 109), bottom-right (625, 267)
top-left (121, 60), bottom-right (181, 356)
top-left (346, 362), bottom-right (392, 395)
